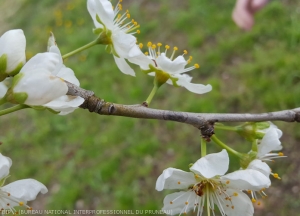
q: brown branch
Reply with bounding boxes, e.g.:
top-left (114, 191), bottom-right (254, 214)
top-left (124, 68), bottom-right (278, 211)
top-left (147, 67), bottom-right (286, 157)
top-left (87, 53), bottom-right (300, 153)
top-left (66, 82), bottom-right (300, 139)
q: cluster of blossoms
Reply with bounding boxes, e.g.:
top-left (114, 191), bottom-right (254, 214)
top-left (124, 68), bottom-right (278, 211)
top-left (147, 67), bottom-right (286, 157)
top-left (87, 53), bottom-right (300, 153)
top-left (0, 30), bottom-right (84, 115)
top-left (156, 122), bottom-right (285, 216)
top-left (0, 0), bottom-right (288, 215)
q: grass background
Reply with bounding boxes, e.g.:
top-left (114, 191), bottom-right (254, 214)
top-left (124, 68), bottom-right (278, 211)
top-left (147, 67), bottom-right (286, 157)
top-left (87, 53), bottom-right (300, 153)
top-left (1, 0), bottom-right (300, 215)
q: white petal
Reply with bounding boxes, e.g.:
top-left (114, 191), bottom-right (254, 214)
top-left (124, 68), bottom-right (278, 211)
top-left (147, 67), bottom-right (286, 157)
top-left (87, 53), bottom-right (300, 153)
top-left (0, 154), bottom-right (12, 179)
top-left (220, 189), bottom-right (254, 216)
top-left (190, 149), bottom-right (229, 178)
top-left (156, 168), bottom-right (196, 191)
top-left (0, 82), bottom-right (8, 99)
top-left (93, 0), bottom-right (114, 29)
top-left (175, 74), bottom-right (212, 94)
top-left (162, 191), bottom-right (197, 215)
top-left (221, 169), bottom-right (271, 191)
top-left (257, 125), bottom-right (282, 158)
top-left (2, 179), bottom-right (47, 201)
top-left (113, 56), bottom-right (135, 76)
top-left (20, 52), bottom-right (60, 76)
top-left (112, 33), bottom-right (137, 58)
top-left (128, 52), bottom-right (154, 70)
top-left (87, 0), bottom-right (104, 28)
top-left (156, 53), bottom-right (187, 75)
top-left (247, 159), bottom-right (271, 177)
top-left (56, 67), bottom-right (80, 86)
top-left (0, 29), bottom-right (26, 73)
top-left (14, 70), bottom-right (68, 105)
top-left (48, 45), bottom-right (63, 76)
top-left (44, 95), bottom-right (84, 115)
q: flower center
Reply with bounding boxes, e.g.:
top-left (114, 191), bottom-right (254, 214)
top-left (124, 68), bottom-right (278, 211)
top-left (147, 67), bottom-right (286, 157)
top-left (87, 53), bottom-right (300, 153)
top-left (113, 1), bottom-right (140, 35)
top-left (0, 190), bottom-right (32, 215)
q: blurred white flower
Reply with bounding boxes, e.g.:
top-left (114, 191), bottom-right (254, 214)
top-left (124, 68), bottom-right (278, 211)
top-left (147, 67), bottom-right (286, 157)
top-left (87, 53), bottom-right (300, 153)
top-left (0, 153), bottom-right (47, 214)
top-left (129, 42), bottom-right (212, 94)
top-left (256, 123), bottom-right (284, 161)
top-left (156, 150), bottom-right (270, 216)
top-left (0, 82), bottom-right (8, 100)
top-left (0, 29), bottom-right (26, 81)
top-left (8, 49), bottom-right (84, 115)
top-left (87, 0), bottom-right (141, 76)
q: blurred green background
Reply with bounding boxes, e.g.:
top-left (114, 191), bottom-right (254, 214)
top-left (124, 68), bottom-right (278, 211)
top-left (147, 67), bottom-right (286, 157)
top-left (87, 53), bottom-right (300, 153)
top-left (1, 0), bottom-right (300, 215)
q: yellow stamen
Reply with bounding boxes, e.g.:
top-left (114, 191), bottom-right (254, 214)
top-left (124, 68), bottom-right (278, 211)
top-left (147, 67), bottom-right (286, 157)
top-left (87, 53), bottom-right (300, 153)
top-left (183, 50), bottom-right (188, 55)
top-left (194, 63), bottom-right (200, 69)
top-left (233, 192), bottom-right (238, 196)
top-left (145, 52), bottom-right (149, 55)
top-left (165, 45), bottom-right (170, 50)
top-left (139, 43), bottom-right (143, 49)
top-left (126, 13), bottom-right (130, 19)
top-left (185, 202), bottom-right (188, 205)
top-left (157, 43), bottom-right (162, 47)
top-left (278, 152), bottom-right (284, 156)
top-left (178, 181), bottom-right (181, 184)
top-left (19, 202), bottom-right (24, 206)
top-left (151, 44), bottom-right (156, 49)
top-left (226, 180), bottom-right (230, 184)
top-left (147, 42), bottom-right (152, 47)
top-left (251, 198), bottom-right (256, 203)
top-left (137, 30), bottom-right (140, 34)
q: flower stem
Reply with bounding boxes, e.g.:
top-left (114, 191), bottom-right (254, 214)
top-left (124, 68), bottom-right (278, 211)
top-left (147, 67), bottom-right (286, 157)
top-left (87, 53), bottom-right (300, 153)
top-left (251, 139), bottom-right (258, 152)
top-left (0, 104), bottom-right (29, 116)
top-left (62, 39), bottom-right (98, 60)
top-left (214, 124), bottom-right (238, 132)
top-left (211, 135), bottom-right (244, 159)
top-left (201, 138), bottom-right (207, 157)
top-left (145, 84), bottom-right (159, 106)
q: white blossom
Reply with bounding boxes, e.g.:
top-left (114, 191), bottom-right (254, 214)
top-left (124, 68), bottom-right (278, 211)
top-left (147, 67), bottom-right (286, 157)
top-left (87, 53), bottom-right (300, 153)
top-left (156, 150), bottom-right (270, 216)
top-left (87, 0), bottom-right (141, 76)
top-left (129, 42), bottom-right (212, 94)
top-left (0, 154), bottom-right (47, 214)
top-left (0, 29), bottom-right (26, 81)
top-left (8, 49), bottom-right (84, 115)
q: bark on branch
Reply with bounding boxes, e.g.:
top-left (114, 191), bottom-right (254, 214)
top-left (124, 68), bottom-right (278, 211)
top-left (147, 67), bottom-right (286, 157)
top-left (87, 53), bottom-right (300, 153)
top-left (66, 82), bottom-right (300, 139)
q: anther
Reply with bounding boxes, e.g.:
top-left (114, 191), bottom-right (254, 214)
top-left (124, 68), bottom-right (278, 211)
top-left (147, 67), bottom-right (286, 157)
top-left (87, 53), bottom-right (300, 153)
top-left (157, 43), bottom-right (162, 47)
top-left (278, 152), bottom-right (284, 156)
top-left (137, 30), bottom-right (140, 34)
top-left (183, 50), bottom-right (188, 55)
top-left (178, 181), bottom-right (181, 184)
top-left (147, 42), bottom-right (152, 47)
top-left (19, 202), bottom-right (24, 206)
top-left (126, 13), bottom-right (130, 18)
top-left (233, 192), bottom-right (238, 196)
top-left (165, 45), bottom-right (170, 50)
top-left (139, 43), bottom-right (143, 49)
top-left (170, 201), bottom-right (173, 204)
top-left (251, 198), bottom-right (256, 203)
top-left (185, 202), bottom-right (188, 205)
top-left (226, 180), bottom-right (230, 184)
top-left (194, 63), bottom-right (200, 68)
top-left (173, 46), bottom-right (178, 51)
